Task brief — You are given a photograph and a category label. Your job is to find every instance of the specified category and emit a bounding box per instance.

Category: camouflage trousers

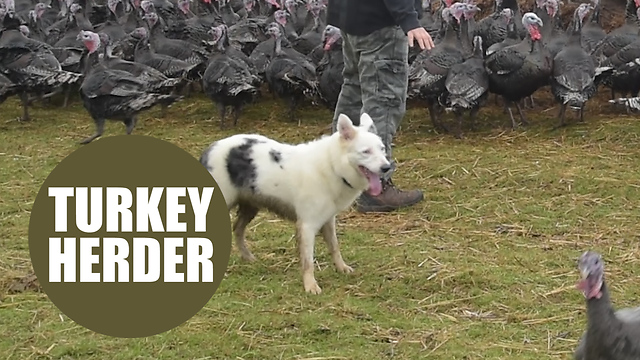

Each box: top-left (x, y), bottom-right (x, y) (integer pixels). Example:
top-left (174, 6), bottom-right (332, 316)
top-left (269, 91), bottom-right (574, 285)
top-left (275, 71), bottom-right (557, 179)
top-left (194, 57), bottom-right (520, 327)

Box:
top-left (331, 25), bottom-right (409, 181)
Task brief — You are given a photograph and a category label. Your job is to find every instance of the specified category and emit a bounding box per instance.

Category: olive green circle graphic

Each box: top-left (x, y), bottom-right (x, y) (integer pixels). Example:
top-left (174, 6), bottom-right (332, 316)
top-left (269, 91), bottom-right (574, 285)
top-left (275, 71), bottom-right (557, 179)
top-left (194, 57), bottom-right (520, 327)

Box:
top-left (28, 135), bottom-right (232, 338)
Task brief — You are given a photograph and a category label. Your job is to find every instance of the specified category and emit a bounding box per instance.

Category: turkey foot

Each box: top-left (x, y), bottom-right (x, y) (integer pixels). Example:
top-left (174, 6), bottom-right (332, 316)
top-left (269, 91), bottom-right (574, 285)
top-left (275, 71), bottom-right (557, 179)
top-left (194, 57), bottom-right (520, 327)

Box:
top-left (80, 118), bottom-right (105, 144)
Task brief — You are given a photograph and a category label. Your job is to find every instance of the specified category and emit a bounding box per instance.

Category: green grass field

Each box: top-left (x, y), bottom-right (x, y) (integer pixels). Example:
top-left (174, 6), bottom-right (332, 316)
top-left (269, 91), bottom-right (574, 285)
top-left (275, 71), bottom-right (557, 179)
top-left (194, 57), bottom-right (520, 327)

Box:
top-left (1, 92), bottom-right (639, 360)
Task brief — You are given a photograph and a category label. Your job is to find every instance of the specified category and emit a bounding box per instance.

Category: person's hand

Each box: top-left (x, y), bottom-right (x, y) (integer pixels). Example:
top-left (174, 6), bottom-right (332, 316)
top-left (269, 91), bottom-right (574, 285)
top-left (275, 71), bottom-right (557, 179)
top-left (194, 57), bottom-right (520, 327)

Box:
top-left (407, 27), bottom-right (435, 51)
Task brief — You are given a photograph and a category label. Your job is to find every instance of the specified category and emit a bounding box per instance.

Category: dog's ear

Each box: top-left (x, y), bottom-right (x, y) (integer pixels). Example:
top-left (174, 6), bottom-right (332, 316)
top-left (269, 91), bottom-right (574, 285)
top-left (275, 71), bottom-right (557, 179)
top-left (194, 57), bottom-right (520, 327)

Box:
top-left (359, 113), bottom-right (376, 133)
top-left (337, 114), bottom-right (356, 141)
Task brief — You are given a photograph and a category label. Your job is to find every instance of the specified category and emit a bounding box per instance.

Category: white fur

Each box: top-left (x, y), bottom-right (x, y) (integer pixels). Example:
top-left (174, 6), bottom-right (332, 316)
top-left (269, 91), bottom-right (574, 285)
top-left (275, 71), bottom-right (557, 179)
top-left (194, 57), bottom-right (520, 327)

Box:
top-left (201, 113), bottom-right (389, 294)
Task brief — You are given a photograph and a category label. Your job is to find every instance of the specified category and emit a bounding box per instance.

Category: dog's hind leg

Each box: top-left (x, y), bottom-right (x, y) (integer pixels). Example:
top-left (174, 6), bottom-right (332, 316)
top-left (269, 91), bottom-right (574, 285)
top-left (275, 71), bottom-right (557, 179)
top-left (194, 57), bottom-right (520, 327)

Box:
top-left (233, 202), bottom-right (260, 262)
top-left (296, 221), bottom-right (323, 295)
top-left (321, 216), bottom-right (354, 274)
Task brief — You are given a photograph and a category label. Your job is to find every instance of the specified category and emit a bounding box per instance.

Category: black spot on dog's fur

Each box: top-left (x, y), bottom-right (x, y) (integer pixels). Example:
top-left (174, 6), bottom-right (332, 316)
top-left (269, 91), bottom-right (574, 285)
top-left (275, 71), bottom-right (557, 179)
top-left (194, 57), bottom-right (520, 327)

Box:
top-left (200, 142), bottom-right (216, 172)
top-left (269, 149), bottom-right (282, 163)
top-left (227, 138), bottom-right (260, 192)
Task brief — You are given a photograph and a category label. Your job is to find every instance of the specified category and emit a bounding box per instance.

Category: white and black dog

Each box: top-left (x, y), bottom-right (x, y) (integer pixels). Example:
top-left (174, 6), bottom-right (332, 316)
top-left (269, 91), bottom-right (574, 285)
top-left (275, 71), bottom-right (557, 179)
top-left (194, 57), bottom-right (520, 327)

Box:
top-left (200, 113), bottom-right (391, 294)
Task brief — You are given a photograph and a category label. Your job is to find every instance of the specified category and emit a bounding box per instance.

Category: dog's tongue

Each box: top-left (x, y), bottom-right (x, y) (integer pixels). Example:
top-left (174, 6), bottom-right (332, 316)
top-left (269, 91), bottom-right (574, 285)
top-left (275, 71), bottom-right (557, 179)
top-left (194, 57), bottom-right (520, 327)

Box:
top-left (365, 170), bottom-right (382, 196)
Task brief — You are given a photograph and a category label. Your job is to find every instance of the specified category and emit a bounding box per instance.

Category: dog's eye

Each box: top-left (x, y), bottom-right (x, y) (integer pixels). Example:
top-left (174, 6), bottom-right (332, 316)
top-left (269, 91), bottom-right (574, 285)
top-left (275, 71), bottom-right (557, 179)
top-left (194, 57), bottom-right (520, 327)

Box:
top-left (362, 149), bottom-right (371, 154)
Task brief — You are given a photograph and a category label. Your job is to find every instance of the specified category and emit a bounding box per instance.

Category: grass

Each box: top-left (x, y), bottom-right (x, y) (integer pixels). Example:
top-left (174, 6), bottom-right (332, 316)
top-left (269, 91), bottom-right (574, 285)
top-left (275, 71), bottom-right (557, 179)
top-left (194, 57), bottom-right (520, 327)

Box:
top-left (1, 89), bottom-right (640, 360)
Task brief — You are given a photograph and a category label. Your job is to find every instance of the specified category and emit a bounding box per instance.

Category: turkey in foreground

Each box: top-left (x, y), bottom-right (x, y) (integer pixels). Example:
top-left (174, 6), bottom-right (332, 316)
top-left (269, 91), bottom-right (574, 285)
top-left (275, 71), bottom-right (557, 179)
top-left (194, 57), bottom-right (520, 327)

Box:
top-left (77, 30), bottom-right (182, 144)
top-left (573, 250), bottom-right (640, 360)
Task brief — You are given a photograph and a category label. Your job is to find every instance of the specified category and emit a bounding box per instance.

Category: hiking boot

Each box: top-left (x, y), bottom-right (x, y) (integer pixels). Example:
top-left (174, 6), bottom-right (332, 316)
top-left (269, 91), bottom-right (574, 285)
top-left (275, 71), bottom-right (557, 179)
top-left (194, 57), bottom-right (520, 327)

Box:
top-left (356, 178), bottom-right (424, 213)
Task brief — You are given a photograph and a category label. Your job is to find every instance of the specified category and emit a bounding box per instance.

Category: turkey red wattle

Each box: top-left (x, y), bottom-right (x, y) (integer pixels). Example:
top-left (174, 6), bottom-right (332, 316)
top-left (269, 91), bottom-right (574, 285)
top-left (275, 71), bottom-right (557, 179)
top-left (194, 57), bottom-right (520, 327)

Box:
top-left (83, 39), bottom-right (99, 54)
top-left (323, 36), bottom-right (337, 51)
top-left (576, 278), bottom-right (603, 299)
top-left (528, 25), bottom-right (541, 41)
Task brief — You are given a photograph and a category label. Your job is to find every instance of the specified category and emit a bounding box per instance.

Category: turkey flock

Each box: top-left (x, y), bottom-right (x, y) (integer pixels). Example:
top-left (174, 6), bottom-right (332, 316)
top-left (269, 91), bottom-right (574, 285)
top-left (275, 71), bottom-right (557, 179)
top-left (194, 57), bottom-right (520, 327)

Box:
top-left (1, 0), bottom-right (640, 141)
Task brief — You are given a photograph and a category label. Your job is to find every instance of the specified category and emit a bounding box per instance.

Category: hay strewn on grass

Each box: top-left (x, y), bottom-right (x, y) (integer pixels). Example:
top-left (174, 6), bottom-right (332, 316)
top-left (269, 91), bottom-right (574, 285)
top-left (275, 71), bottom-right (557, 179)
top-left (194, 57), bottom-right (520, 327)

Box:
top-left (1, 89), bottom-right (639, 360)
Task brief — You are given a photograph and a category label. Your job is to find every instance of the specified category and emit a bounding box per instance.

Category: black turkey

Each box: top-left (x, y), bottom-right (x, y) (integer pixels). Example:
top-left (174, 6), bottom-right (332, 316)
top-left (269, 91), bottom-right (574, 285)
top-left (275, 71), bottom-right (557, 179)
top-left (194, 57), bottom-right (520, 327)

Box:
top-left (77, 30), bottom-right (181, 144)
top-left (98, 32), bottom-right (183, 116)
top-left (315, 24), bottom-right (343, 111)
top-left (201, 23), bottom-right (260, 129)
top-left (441, 35), bottom-right (489, 138)
top-left (0, 8), bottom-right (83, 121)
top-left (484, 12), bottom-right (552, 128)
top-left (205, 24), bottom-right (261, 80)
top-left (595, 28), bottom-right (640, 101)
top-left (0, 72), bottom-right (17, 105)
top-left (580, 0), bottom-right (606, 54)
top-left (572, 250), bottom-right (640, 360)
top-left (248, 22), bottom-right (285, 79)
top-left (609, 96), bottom-right (640, 112)
top-left (142, 11), bottom-right (208, 77)
top-left (408, 3), bottom-right (467, 132)
top-left (264, 22), bottom-right (317, 124)
top-left (590, 0), bottom-right (640, 72)
top-left (550, 3), bottom-right (598, 127)
top-left (472, 0), bottom-right (512, 54)
top-left (291, 0), bottom-right (324, 56)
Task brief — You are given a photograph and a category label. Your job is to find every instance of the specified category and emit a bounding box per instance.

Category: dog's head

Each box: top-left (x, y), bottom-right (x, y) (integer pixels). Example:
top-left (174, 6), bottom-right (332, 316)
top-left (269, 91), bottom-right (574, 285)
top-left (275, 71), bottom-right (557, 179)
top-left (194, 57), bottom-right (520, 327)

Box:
top-left (336, 113), bottom-right (391, 196)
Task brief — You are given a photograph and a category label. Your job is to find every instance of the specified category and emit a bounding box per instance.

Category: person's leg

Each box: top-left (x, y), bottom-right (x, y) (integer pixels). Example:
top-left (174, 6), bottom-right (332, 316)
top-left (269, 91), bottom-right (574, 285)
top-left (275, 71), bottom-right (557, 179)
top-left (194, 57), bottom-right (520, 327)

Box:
top-left (353, 25), bottom-right (423, 212)
top-left (332, 31), bottom-right (363, 132)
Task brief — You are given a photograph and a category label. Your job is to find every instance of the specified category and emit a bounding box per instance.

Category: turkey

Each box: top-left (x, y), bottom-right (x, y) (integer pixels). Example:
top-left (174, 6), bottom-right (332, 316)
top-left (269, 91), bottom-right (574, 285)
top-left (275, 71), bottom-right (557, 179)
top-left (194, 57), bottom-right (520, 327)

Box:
top-left (441, 35), bottom-right (489, 138)
top-left (291, 0), bottom-right (324, 56)
top-left (132, 28), bottom-right (202, 82)
top-left (264, 23), bottom-right (318, 124)
top-left (420, 0), bottom-right (442, 37)
top-left (142, 11), bottom-right (208, 77)
top-left (0, 72), bottom-right (17, 105)
top-left (315, 24), bottom-right (343, 111)
top-left (0, 7), bottom-right (83, 121)
top-left (572, 250), bottom-right (640, 360)
top-left (484, 12), bottom-right (552, 128)
top-left (408, 3), bottom-right (468, 132)
top-left (226, 14), bottom-right (269, 56)
top-left (76, 30), bottom-right (181, 144)
top-left (609, 96), bottom-right (640, 112)
top-left (272, 9), bottom-right (298, 43)
top-left (595, 29), bottom-right (640, 101)
top-left (539, 0), bottom-right (567, 58)
top-left (98, 32), bottom-right (183, 116)
top-left (550, 3), bottom-right (598, 127)
top-left (201, 23), bottom-right (260, 129)
top-left (248, 21), bottom-right (285, 80)
top-left (164, 0), bottom-right (221, 46)
top-left (472, 0), bottom-right (515, 53)
top-left (458, 2), bottom-right (480, 55)
top-left (590, 0), bottom-right (640, 70)
top-left (580, 0), bottom-right (606, 54)
top-left (204, 24), bottom-right (260, 80)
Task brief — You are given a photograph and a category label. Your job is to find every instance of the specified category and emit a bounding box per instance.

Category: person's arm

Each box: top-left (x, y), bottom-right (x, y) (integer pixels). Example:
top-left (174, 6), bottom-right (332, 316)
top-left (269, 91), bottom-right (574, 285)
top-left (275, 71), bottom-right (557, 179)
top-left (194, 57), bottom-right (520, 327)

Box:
top-left (382, 0), bottom-right (421, 35)
top-left (382, 0), bottom-right (435, 50)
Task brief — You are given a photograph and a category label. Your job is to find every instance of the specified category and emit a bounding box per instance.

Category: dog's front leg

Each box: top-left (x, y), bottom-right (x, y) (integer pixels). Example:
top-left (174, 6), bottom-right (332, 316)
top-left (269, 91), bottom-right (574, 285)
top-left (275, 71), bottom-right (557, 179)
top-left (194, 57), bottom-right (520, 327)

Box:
top-left (296, 221), bottom-right (322, 294)
top-left (321, 216), bottom-right (354, 274)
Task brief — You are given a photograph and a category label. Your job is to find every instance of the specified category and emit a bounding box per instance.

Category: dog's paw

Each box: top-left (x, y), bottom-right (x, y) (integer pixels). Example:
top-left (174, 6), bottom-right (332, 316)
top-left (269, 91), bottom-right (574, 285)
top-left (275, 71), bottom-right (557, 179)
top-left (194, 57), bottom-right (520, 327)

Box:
top-left (336, 263), bottom-right (354, 274)
top-left (304, 281), bottom-right (322, 295)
